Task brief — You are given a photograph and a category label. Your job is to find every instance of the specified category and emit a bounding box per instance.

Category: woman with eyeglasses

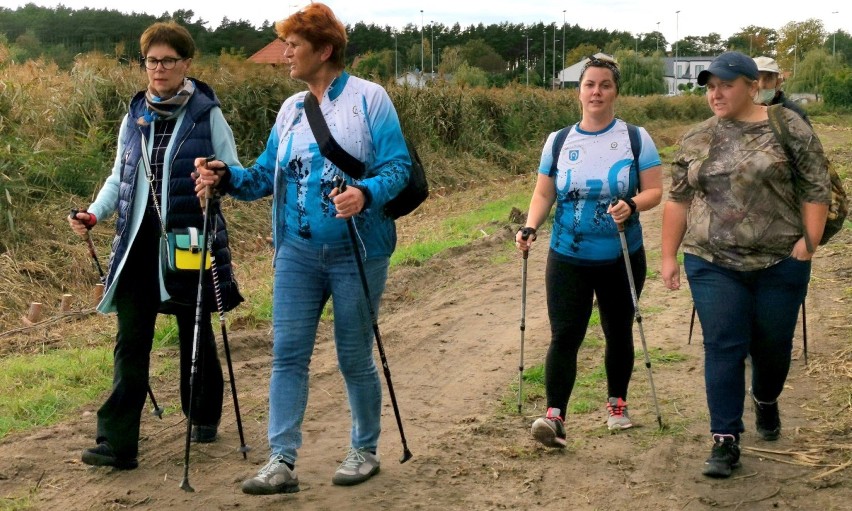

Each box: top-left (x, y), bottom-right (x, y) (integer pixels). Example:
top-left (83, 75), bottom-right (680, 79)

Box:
top-left (516, 55), bottom-right (663, 447)
top-left (67, 21), bottom-right (242, 470)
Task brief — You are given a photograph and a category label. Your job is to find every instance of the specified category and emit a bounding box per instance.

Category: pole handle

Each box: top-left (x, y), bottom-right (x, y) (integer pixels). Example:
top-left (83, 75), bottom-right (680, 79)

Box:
top-left (202, 155), bottom-right (216, 209)
top-left (610, 198), bottom-right (626, 232)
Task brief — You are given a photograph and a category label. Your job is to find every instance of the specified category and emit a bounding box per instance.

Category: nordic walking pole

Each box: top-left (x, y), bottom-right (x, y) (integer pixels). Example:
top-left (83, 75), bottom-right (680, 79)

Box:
top-left (333, 176), bottom-right (413, 464)
top-left (180, 160), bottom-right (216, 492)
top-left (611, 199), bottom-right (663, 429)
top-left (70, 209), bottom-right (164, 420)
top-left (687, 305), bottom-right (696, 345)
top-left (517, 227), bottom-right (536, 414)
top-left (208, 199), bottom-right (250, 459)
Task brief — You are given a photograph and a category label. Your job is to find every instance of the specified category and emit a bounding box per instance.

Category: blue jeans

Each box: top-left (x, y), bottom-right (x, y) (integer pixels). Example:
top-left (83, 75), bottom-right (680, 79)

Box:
top-left (268, 235), bottom-right (386, 465)
top-left (684, 254), bottom-right (811, 437)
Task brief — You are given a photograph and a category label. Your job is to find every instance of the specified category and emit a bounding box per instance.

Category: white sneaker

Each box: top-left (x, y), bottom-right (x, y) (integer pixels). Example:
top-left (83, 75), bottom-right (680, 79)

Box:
top-left (332, 447), bottom-right (380, 486)
top-left (241, 455), bottom-right (300, 495)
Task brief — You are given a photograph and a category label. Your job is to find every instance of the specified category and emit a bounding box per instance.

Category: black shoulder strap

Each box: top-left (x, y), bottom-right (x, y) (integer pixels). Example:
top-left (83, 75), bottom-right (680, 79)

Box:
top-left (626, 123), bottom-right (641, 169)
top-left (766, 104), bottom-right (815, 253)
top-left (549, 126), bottom-right (572, 177)
top-left (626, 123), bottom-right (642, 193)
top-left (302, 92), bottom-right (366, 179)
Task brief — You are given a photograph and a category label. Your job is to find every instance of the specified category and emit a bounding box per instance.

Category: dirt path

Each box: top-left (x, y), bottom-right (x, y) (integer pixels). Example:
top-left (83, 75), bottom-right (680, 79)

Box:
top-left (1, 177), bottom-right (851, 510)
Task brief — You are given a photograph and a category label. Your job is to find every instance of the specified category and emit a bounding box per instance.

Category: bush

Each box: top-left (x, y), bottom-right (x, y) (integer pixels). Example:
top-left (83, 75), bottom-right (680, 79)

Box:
top-left (823, 69), bottom-right (852, 108)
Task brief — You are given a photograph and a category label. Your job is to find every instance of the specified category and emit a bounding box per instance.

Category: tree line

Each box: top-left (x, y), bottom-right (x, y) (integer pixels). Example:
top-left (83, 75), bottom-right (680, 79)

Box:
top-left (1, 3), bottom-right (850, 100)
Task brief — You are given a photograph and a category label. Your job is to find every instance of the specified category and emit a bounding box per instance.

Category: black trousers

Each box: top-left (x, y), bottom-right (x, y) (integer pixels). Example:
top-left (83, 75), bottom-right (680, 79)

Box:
top-left (543, 248), bottom-right (646, 417)
top-left (96, 213), bottom-right (224, 459)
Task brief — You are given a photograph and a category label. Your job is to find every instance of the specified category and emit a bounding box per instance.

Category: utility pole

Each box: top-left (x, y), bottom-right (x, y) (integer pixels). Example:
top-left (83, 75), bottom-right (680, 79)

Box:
top-left (430, 21), bottom-right (434, 73)
top-left (656, 21), bottom-right (660, 52)
top-left (674, 10), bottom-right (680, 95)
top-left (420, 10), bottom-right (424, 76)
top-left (525, 33), bottom-right (529, 86)
top-left (562, 10), bottom-right (566, 89)
top-left (543, 29), bottom-right (546, 89)
top-left (552, 28), bottom-right (557, 89)
top-left (833, 11), bottom-right (840, 57)
top-left (393, 31), bottom-right (397, 80)
top-left (793, 23), bottom-right (798, 77)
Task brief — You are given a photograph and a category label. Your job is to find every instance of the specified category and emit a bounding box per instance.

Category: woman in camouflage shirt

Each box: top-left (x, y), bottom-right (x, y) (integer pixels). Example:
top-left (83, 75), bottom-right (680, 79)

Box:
top-left (660, 51), bottom-right (830, 479)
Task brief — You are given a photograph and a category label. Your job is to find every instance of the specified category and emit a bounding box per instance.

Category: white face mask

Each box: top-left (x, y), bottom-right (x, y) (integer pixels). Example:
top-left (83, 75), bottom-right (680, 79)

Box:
top-left (755, 88), bottom-right (776, 105)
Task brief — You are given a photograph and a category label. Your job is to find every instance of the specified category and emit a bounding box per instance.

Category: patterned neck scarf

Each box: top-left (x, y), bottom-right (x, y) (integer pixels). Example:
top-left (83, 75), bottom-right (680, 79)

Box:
top-left (137, 79), bottom-right (195, 126)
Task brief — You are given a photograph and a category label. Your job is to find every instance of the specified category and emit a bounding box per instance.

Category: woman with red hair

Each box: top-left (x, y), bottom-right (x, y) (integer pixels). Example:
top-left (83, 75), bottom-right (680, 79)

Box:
top-left (195, 2), bottom-right (410, 494)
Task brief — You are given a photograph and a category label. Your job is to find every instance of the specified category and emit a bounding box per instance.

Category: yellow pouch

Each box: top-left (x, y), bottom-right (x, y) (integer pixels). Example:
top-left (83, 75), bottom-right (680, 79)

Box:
top-left (166, 227), bottom-right (211, 272)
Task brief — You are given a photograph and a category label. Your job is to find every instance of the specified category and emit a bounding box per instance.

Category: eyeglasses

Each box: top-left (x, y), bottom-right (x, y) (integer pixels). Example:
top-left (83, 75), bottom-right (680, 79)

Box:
top-left (143, 57), bottom-right (184, 70)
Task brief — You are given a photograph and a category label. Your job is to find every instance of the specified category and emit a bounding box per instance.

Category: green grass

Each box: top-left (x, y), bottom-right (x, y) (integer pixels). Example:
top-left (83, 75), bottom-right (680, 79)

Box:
top-left (0, 348), bottom-right (113, 441)
top-left (568, 363), bottom-right (607, 414)
top-left (0, 495), bottom-right (33, 511)
top-left (647, 348), bottom-right (688, 364)
top-left (153, 315), bottom-right (178, 348)
top-left (391, 191), bottom-right (532, 266)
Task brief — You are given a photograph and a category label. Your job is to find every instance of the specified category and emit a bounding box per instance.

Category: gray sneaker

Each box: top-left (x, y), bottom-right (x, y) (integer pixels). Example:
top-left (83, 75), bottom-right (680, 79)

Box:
top-left (531, 407), bottom-right (567, 448)
top-left (606, 397), bottom-right (633, 430)
top-left (241, 455), bottom-right (300, 495)
top-left (331, 447), bottom-right (380, 486)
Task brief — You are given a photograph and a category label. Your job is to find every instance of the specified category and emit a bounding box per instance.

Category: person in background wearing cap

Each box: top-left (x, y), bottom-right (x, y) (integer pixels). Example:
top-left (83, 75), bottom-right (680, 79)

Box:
top-left (661, 51), bottom-right (830, 478)
top-left (753, 55), bottom-right (810, 125)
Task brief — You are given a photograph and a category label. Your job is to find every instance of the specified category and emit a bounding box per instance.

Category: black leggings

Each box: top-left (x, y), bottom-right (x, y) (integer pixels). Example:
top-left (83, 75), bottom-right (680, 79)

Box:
top-left (544, 248), bottom-right (646, 416)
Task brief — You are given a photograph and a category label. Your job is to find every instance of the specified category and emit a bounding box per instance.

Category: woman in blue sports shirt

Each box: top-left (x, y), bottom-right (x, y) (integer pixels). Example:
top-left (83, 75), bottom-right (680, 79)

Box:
top-left (516, 56), bottom-right (663, 447)
top-left (195, 2), bottom-right (410, 494)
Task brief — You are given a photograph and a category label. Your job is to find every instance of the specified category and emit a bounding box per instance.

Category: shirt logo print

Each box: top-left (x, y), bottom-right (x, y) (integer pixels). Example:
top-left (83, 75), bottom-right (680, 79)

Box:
top-left (569, 150), bottom-right (580, 161)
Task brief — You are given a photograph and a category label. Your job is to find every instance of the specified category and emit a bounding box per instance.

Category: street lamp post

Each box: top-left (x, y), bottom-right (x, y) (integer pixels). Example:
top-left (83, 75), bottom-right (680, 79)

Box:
top-left (543, 29), bottom-right (546, 89)
top-left (393, 31), bottom-right (398, 80)
top-left (420, 10), bottom-right (424, 75)
top-left (635, 33), bottom-right (643, 53)
top-left (794, 23), bottom-right (798, 76)
top-left (832, 11), bottom-right (840, 57)
top-left (674, 10), bottom-right (680, 95)
top-left (656, 21), bottom-right (660, 52)
top-left (430, 21), bottom-right (434, 73)
top-left (552, 29), bottom-right (558, 89)
top-left (525, 33), bottom-right (529, 86)
top-left (562, 10), bottom-right (566, 89)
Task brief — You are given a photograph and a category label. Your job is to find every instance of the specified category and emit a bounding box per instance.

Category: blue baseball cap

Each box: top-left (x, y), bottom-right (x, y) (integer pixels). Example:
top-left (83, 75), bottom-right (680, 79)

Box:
top-left (697, 51), bottom-right (759, 86)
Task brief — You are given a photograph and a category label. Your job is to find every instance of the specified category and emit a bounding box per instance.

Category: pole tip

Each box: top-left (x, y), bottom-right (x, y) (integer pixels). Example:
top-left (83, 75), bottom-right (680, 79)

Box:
top-left (179, 479), bottom-right (195, 492)
top-left (400, 449), bottom-right (413, 464)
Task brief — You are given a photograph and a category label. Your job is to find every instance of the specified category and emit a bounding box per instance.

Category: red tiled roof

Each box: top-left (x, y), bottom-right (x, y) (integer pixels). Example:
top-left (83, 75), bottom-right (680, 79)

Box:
top-left (248, 39), bottom-right (287, 64)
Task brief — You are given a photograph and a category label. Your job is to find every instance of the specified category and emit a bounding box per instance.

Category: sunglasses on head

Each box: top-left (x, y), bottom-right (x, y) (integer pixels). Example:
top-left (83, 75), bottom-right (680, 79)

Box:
top-left (584, 55), bottom-right (619, 71)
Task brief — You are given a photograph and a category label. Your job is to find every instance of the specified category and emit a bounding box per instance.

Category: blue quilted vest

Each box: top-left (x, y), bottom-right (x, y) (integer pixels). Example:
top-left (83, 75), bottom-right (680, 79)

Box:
top-left (106, 79), bottom-right (242, 312)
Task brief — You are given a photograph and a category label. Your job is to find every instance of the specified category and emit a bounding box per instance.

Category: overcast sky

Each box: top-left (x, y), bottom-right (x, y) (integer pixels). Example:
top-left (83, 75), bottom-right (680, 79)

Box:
top-left (2, 0), bottom-right (848, 48)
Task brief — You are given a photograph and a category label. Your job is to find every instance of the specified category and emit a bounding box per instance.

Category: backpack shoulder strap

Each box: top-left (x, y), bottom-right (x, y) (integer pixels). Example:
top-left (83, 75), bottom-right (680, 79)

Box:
top-left (549, 126), bottom-right (572, 177)
top-left (303, 92), bottom-right (366, 179)
top-left (766, 104), bottom-right (815, 253)
top-left (766, 104), bottom-right (794, 161)
top-left (626, 123), bottom-right (642, 193)
top-left (626, 123), bottom-right (641, 169)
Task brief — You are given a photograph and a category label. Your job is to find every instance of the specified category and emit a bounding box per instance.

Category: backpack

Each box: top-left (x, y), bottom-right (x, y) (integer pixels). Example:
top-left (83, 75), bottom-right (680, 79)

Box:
top-left (550, 122), bottom-right (641, 185)
top-left (767, 104), bottom-right (849, 248)
top-left (303, 92), bottom-right (429, 219)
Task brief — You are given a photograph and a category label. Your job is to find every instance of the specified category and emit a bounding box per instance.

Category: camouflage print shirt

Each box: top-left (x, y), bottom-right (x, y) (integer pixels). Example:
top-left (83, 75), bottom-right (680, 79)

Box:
top-left (669, 108), bottom-right (831, 271)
